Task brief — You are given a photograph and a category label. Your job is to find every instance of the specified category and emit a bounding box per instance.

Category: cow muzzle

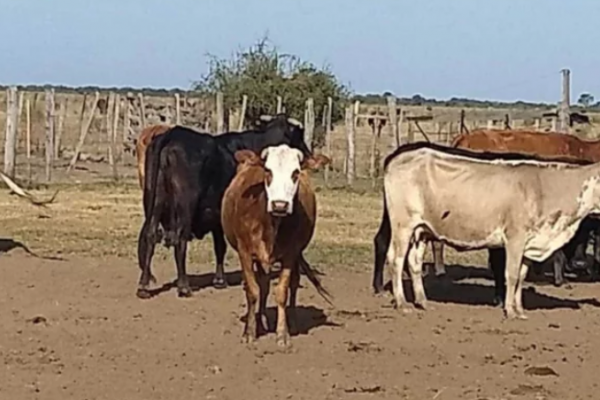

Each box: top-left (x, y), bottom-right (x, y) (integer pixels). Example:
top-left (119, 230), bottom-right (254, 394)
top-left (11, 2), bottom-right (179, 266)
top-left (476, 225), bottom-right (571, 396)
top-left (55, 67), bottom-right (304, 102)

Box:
top-left (270, 200), bottom-right (290, 217)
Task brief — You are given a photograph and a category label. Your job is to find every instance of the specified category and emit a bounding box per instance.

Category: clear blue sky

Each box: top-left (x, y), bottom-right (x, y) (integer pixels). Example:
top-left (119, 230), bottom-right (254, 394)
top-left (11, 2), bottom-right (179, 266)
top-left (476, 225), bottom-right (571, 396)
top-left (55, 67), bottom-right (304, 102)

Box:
top-left (1, 0), bottom-right (598, 103)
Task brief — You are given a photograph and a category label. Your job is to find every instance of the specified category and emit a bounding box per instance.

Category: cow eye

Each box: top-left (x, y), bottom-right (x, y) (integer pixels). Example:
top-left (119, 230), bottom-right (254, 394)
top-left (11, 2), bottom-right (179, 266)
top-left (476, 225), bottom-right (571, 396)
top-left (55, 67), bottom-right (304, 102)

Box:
top-left (292, 169), bottom-right (300, 182)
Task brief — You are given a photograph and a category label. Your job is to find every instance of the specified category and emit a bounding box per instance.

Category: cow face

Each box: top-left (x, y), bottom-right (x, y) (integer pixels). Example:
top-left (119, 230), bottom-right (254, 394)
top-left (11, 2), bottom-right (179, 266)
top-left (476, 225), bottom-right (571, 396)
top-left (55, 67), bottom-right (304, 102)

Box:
top-left (261, 145), bottom-right (304, 216)
top-left (234, 147), bottom-right (331, 217)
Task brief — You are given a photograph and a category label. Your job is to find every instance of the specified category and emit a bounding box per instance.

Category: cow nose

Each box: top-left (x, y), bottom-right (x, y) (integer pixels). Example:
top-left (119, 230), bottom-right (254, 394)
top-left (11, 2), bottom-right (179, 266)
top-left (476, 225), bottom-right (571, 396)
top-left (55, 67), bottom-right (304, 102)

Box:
top-left (271, 200), bottom-right (289, 214)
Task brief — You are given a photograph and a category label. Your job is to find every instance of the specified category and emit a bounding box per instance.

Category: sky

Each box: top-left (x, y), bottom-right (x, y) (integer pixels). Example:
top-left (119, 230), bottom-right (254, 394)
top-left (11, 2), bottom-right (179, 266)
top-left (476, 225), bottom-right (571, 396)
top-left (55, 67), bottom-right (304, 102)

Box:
top-left (0, 0), bottom-right (598, 103)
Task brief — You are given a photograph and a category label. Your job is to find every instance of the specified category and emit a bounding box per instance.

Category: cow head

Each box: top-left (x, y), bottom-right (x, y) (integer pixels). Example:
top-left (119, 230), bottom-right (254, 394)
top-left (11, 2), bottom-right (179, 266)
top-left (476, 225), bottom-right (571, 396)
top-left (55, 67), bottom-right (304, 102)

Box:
top-left (234, 145), bottom-right (330, 217)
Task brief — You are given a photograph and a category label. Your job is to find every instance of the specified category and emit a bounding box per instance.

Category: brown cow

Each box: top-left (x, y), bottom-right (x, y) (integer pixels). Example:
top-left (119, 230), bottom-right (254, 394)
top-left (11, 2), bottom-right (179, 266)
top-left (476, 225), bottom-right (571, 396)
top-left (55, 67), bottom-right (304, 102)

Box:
top-left (221, 144), bottom-right (331, 347)
top-left (135, 124), bottom-right (172, 189)
top-left (451, 128), bottom-right (600, 162)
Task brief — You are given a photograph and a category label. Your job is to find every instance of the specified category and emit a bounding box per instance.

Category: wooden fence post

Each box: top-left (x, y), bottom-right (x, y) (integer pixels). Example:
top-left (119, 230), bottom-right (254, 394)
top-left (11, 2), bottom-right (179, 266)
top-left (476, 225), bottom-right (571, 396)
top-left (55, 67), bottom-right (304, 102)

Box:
top-left (111, 94), bottom-right (120, 180)
top-left (4, 86), bottom-right (18, 178)
top-left (397, 109), bottom-right (404, 145)
top-left (324, 96), bottom-right (333, 184)
top-left (407, 120), bottom-right (414, 143)
top-left (138, 93), bottom-right (146, 128)
top-left (55, 97), bottom-right (68, 160)
top-left (238, 94), bottom-right (248, 130)
top-left (45, 88), bottom-right (55, 182)
top-left (216, 92), bottom-right (224, 134)
top-left (26, 98), bottom-right (31, 184)
top-left (68, 91), bottom-right (100, 172)
top-left (276, 96), bottom-right (283, 114)
top-left (387, 95), bottom-right (399, 147)
top-left (174, 93), bottom-right (181, 125)
top-left (559, 68), bottom-right (570, 133)
top-left (304, 98), bottom-right (315, 152)
top-left (487, 119), bottom-right (494, 130)
top-left (123, 95), bottom-right (132, 146)
top-left (459, 110), bottom-right (466, 134)
top-left (105, 93), bottom-right (115, 166)
top-left (534, 118), bottom-right (541, 131)
top-left (369, 120), bottom-right (381, 186)
top-left (345, 105), bottom-right (355, 186)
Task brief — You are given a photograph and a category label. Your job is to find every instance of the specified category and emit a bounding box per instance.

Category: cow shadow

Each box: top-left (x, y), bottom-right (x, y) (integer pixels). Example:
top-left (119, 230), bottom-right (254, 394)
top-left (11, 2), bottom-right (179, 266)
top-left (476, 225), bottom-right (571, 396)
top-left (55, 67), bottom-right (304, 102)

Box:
top-left (240, 305), bottom-right (340, 338)
top-left (0, 237), bottom-right (64, 261)
top-left (147, 270), bottom-right (243, 297)
top-left (384, 263), bottom-right (600, 311)
top-left (145, 267), bottom-right (329, 298)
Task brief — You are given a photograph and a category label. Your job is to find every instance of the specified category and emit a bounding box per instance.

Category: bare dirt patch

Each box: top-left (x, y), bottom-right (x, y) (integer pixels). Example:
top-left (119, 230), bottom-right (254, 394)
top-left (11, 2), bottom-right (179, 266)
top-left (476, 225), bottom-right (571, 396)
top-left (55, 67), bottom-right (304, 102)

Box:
top-left (1, 180), bottom-right (600, 399)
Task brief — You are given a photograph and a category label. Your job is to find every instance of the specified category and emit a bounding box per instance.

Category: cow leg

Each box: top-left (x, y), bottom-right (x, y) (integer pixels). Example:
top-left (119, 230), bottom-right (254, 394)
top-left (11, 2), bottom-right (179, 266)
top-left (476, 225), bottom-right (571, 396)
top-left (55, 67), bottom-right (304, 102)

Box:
top-left (503, 241), bottom-right (526, 320)
top-left (174, 240), bottom-right (192, 297)
top-left (211, 226), bottom-right (228, 289)
top-left (288, 262), bottom-right (300, 335)
top-left (593, 225), bottom-right (600, 280)
top-left (488, 248), bottom-right (506, 307)
top-left (390, 229), bottom-right (411, 313)
top-left (136, 220), bottom-right (158, 299)
top-left (553, 250), bottom-right (567, 287)
top-left (408, 239), bottom-right (428, 310)
top-left (240, 253), bottom-right (259, 344)
top-left (514, 261), bottom-right (530, 320)
top-left (431, 241), bottom-right (446, 277)
top-left (372, 214), bottom-right (391, 295)
top-left (274, 263), bottom-right (293, 347)
top-left (256, 263), bottom-right (269, 337)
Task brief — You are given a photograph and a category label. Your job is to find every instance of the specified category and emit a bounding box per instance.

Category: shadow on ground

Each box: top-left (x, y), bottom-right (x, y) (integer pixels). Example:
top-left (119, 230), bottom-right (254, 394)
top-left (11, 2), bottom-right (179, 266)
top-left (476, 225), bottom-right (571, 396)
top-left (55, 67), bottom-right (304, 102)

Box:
top-left (383, 263), bottom-right (600, 312)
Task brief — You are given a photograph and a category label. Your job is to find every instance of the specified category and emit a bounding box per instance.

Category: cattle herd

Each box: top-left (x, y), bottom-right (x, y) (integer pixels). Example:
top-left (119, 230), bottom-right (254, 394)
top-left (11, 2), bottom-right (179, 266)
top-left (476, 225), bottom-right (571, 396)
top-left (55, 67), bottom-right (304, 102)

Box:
top-left (9, 114), bottom-right (599, 347)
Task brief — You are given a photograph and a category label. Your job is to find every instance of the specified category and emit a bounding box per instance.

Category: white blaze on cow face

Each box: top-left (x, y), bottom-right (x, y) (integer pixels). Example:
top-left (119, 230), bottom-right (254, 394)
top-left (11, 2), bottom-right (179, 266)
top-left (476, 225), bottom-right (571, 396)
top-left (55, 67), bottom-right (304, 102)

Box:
top-left (261, 145), bottom-right (303, 216)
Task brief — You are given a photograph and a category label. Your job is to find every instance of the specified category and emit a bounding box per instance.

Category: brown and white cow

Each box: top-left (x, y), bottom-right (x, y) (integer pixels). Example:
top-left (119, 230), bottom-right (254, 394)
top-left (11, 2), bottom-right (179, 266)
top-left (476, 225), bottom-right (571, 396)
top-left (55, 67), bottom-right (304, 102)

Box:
top-left (383, 141), bottom-right (600, 320)
top-left (221, 144), bottom-right (331, 346)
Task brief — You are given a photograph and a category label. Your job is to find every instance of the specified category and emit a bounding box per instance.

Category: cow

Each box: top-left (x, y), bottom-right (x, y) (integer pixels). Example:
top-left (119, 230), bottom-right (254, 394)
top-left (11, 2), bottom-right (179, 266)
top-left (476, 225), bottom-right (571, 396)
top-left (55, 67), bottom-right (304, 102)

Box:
top-left (382, 141), bottom-right (600, 319)
top-left (221, 145), bottom-right (331, 346)
top-left (136, 114), bottom-right (312, 298)
top-left (135, 124), bottom-right (172, 190)
top-left (445, 129), bottom-right (600, 284)
top-left (372, 129), bottom-right (600, 295)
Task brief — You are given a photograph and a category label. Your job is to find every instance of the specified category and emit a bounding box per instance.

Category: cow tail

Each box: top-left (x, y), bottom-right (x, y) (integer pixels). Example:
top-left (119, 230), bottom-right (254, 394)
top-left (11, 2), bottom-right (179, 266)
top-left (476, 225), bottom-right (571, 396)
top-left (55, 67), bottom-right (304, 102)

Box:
top-left (372, 190), bottom-right (392, 293)
top-left (298, 254), bottom-right (334, 306)
top-left (142, 131), bottom-right (171, 227)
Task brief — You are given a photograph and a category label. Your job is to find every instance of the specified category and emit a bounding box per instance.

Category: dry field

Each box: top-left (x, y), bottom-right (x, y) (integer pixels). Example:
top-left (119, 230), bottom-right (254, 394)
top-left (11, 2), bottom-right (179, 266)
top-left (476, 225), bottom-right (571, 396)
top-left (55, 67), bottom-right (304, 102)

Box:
top-left (0, 163), bottom-right (600, 400)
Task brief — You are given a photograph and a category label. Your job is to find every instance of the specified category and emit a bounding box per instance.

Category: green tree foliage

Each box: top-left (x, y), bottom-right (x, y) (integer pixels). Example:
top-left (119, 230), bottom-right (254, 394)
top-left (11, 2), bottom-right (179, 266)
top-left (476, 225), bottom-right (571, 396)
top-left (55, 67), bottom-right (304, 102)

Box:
top-left (193, 38), bottom-right (351, 132)
top-left (578, 93), bottom-right (595, 108)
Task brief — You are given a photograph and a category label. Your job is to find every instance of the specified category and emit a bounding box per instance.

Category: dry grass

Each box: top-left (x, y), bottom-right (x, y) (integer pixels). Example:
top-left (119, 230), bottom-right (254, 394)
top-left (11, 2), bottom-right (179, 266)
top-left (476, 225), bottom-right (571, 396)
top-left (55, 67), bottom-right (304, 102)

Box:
top-left (0, 174), bottom-right (487, 278)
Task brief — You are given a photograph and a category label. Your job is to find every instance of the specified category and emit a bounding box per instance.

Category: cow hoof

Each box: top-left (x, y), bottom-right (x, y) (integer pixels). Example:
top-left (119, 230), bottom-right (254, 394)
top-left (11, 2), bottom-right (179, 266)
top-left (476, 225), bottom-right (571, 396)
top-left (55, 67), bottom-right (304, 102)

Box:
top-left (241, 334), bottom-right (256, 345)
top-left (177, 287), bottom-right (193, 298)
top-left (492, 297), bottom-right (504, 308)
top-left (136, 289), bottom-right (152, 299)
top-left (276, 333), bottom-right (290, 348)
top-left (212, 276), bottom-right (228, 289)
top-left (415, 300), bottom-right (428, 311)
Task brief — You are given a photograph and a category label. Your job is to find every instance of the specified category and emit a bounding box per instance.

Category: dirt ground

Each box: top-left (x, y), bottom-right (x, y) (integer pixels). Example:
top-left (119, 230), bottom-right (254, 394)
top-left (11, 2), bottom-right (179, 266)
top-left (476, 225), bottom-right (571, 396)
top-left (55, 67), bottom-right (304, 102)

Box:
top-left (2, 178), bottom-right (600, 400)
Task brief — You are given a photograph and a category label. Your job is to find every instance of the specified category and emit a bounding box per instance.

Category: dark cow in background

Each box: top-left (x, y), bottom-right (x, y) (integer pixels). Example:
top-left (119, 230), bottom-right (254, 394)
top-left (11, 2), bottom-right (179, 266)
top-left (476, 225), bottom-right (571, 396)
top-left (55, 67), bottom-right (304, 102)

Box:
top-left (136, 114), bottom-right (312, 298)
top-left (221, 145), bottom-right (331, 346)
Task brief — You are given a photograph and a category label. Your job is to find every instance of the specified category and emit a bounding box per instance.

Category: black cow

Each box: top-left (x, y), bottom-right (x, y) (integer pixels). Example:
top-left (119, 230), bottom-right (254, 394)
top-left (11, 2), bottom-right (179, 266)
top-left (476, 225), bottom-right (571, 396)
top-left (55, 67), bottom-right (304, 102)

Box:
top-left (137, 114), bottom-right (311, 298)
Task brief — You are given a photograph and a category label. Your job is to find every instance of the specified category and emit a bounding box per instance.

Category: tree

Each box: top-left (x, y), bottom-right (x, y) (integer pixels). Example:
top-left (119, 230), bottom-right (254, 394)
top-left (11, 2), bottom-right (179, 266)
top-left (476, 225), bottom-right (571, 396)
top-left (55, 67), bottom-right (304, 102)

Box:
top-left (578, 93), bottom-right (595, 108)
top-left (193, 37), bottom-right (350, 144)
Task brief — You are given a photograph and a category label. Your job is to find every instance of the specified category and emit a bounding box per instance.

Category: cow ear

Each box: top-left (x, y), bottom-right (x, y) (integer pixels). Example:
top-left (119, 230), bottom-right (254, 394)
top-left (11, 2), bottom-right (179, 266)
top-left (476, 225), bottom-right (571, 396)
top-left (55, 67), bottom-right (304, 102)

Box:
top-left (301, 154), bottom-right (331, 171)
top-left (234, 150), bottom-right (260, 165)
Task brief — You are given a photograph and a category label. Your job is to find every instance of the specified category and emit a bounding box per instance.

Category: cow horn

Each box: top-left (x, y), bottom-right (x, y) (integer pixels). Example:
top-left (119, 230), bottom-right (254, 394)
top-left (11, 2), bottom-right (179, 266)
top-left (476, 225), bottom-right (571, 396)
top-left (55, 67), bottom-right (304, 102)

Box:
top-left (259, 115), bottom-right (273, 122)
top-left (0, 171), bottom-right (59, 207)
top-left (287, 117), bottom-right (303, 128)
